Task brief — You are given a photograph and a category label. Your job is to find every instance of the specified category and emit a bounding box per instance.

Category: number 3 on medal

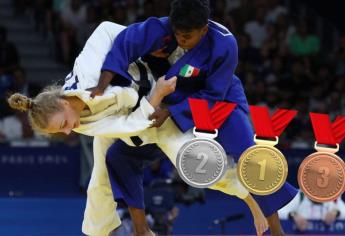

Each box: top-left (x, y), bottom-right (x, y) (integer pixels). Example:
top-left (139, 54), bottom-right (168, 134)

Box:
top-left (317, 166), bottom-right (329, 188)
top-left (257, 159), bottom-right (267, 181)
top-left (195, 153), bottom-right (208, 174)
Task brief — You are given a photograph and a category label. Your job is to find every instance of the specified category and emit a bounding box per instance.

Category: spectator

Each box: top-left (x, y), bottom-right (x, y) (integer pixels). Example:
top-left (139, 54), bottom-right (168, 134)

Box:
top-left (261, 23), bottom-right (280, 60)
top-left (9, 67), bottom-right (41, 97)
top-left (32, 0), bottom-right (53, 38)
top-left (279, 190), bottom-right (345, 232)
top-left (278, 59), bottom-right (311, 98)
top-left (288, 20), bottom-right (320, 56)
top-left (275, 13), bottom-right (295, 52)
top-left (0, 110), bottom-right (34, 141)
top-left (212, 3), bottom-right (238, 35)
top-left (59, 0), bottom-right (87, 65)
top-left (262, 56), bottom-right (287, 87)
top-left (229, 0), bottom-right (255, 31)
top-left (334, 34), bottom-right (345, 76)
top-left (290, 129), bottom-right (313, 149)
top-left (237, 32), bottom-right (262, 67)
top-left (136, 0), bottom-right (156, 22)
top-left (77, 5), bottom-right (99, 46)
top-left (0, 26), bottom-right (20, 118)
top-left (126, 0), bottom-right (140, 23)
top-left (265, 0), bottom-right (288, 24)
top-left (244, 7), bottom-right (268, 48)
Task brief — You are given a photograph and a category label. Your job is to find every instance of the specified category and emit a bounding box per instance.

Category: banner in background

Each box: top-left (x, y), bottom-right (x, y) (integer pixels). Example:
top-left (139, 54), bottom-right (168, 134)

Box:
top-left (0, 146), bottom-right (80, 196)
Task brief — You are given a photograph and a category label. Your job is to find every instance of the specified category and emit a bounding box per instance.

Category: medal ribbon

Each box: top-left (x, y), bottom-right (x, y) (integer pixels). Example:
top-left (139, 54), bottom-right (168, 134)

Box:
top-left (310, 113), bottom-right (345, 145)
top-left (188, 98), bottom-right (237, 132)
top-left (250, 106), bottom-right (298, 139)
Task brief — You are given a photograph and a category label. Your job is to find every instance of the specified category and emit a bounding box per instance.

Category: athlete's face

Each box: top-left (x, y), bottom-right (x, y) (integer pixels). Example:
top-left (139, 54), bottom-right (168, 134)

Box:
top-left (173, 25), bottom-right (208, 50)
top-left (44, 99), bottom-right (80, 135)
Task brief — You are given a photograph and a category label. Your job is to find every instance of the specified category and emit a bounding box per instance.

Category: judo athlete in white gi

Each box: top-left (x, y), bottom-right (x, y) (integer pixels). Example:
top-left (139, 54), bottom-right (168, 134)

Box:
top-left (8, 21), bottom-right (268, 235)
top-left (8, 21), bottom-right (175, 236)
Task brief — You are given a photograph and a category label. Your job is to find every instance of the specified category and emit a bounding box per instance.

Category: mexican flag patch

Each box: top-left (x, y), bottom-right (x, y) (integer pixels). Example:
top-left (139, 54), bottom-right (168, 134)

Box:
top-left (179, 64), bottom-right (200, 78)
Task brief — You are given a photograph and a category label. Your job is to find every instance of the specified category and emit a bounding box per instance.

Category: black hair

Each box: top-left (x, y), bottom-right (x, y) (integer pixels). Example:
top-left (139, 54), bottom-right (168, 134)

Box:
top-left (169, 0), bottom-right (210, 31)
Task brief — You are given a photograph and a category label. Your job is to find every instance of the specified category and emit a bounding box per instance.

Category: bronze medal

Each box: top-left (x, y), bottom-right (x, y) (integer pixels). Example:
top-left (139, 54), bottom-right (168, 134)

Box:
top-left (298, 143), bottom-right (345, 203)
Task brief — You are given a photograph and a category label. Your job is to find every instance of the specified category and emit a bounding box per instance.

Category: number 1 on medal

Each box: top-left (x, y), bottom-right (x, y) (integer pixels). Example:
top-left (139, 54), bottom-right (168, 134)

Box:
top-left (258, 159), bottom-right (267, 181)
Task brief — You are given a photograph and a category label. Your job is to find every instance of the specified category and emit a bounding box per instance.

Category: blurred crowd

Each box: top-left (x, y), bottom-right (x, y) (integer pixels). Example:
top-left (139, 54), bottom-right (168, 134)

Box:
top-left (1, 0), bottom-right (343, 148)
top-left (0, 0), bottom-right (343, 144)
top-left (0, 25), bottom-right (42, 142)
top-left (279, 190), bottom-right (345, 232)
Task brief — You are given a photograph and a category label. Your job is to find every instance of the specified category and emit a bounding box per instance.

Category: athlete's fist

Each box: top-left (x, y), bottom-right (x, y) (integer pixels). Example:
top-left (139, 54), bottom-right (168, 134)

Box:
top-left (154, 76), bottom-right (177, 98)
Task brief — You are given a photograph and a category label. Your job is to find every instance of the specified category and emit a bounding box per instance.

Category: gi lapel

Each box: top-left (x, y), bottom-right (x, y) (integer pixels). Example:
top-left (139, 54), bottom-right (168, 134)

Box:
top-left (165, 35), bottom-right (208, 79)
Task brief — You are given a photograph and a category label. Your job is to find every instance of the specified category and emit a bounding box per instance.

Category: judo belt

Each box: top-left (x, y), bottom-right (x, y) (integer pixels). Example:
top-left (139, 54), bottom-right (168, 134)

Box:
top-left (130, 60), bottom-right (151, 146)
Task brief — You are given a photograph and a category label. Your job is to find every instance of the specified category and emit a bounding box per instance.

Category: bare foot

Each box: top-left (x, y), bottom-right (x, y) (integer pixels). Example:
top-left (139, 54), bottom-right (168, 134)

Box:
top-left (135, 229), bottom-right (156, 236)
top-left (253, 211), bottom-right (269, 236)
top-left (142, 229), bottom-right (156, 236)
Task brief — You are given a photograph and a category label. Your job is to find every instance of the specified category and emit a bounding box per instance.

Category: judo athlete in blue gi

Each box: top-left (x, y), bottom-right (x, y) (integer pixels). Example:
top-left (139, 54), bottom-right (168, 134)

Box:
top-left (91, 0), bottom-right (298, 235)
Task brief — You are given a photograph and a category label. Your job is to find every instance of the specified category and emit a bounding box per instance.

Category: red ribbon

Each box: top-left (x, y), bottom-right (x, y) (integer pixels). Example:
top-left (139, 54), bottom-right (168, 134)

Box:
top-left (310, 113), bottom-right (345, 145)
top-left (250, 106), bottom-right (298, 139)
top-left (188, 98), bottom-right (237, 132)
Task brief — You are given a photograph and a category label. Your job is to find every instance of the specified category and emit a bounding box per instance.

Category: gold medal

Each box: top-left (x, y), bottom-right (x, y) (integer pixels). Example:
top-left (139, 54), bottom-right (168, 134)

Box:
top-left (237, 136), bottom-right (288, 195)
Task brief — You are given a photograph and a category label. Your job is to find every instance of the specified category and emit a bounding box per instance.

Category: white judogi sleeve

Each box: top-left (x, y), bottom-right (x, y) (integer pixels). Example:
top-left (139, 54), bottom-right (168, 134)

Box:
top-left (61, 21), bottom-right (155, 236)
top-left (62, 21), bottom-right (155, 138)
top-left (67, 87), bottom-right (154, 138)
top-left (72, 21), bottom-right (126, 90)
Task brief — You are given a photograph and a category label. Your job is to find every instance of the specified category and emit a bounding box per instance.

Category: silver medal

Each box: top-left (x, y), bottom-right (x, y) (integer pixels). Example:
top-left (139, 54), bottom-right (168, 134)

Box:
top-left (176, 128), bottom-right (228, 188)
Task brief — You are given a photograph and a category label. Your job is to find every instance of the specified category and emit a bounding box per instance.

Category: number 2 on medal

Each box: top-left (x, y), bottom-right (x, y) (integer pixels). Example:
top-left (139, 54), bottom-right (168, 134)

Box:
top-left (317, 166), bottom-right (329, 188)
top-left (195, 153), bottom-right (208, 174)
top-left (257, 159), bottom-right (267, 181)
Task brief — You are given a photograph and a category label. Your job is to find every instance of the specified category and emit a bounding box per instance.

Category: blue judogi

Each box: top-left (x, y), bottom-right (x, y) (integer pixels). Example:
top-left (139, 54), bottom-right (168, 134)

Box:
top-left (103, 17), bottom-right (297, 216)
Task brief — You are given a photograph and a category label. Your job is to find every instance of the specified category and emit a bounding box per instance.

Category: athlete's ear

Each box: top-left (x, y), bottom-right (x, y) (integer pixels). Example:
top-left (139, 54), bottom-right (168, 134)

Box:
top-left (201, 25), bottom-right (208, 35)
top-left (59, 99), bottom-right (70, 109)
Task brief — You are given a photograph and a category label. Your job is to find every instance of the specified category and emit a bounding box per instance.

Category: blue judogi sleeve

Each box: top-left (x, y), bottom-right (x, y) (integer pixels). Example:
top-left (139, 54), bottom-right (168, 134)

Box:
top-left (168, 34), bottom-right (239, 132)
top-left (101, 17), bottom-right (170, 81)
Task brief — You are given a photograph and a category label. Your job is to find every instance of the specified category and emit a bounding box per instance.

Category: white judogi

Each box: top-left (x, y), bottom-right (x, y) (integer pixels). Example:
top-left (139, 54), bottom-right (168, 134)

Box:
top-left (64, 21), bottom-right (248, 236)
top-left (62, 22), bottom-right (156, 236)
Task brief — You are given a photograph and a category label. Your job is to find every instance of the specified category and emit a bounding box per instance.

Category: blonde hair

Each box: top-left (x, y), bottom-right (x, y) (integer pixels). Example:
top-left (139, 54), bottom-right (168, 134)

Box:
top-left (7, 86), bottom-right (64, 133)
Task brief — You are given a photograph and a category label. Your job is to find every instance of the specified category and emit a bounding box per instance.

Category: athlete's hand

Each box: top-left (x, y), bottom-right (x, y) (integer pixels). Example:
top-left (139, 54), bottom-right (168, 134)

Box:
top-left (154, 76), bottom-right (177, 98)
top-left (149, 107), bottom-right (170, 128)
top-left (88, 86), bottom-right (105, 98)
